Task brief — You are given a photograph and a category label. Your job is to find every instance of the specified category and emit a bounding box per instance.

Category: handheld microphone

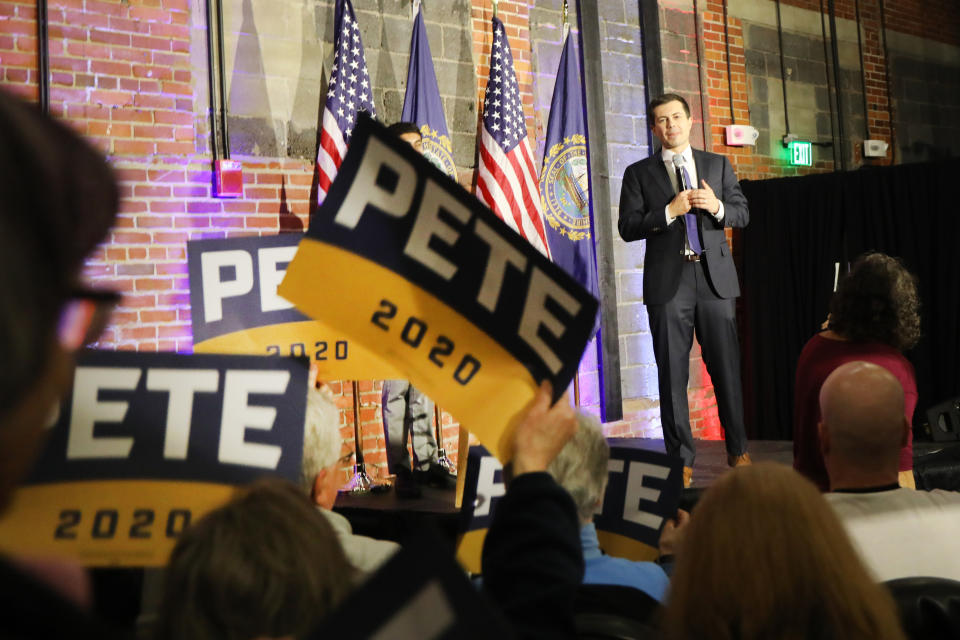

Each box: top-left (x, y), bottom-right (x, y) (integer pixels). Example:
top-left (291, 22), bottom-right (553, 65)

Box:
top-left (672, 154), bottom-right (690, 190)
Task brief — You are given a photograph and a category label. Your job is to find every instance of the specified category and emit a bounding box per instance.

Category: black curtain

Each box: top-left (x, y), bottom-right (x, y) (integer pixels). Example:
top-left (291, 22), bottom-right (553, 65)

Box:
top-left (739, 159), bottom-right (960, 441)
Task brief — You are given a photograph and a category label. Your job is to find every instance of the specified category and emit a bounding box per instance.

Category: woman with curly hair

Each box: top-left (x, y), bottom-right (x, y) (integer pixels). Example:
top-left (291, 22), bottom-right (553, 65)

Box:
top-left (662, 463), bottom-right (907, 640)
top-left (793, 252), bottom-right (921, 491)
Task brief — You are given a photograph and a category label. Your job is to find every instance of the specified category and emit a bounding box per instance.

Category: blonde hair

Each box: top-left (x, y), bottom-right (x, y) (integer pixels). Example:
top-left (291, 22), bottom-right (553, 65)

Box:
top-left (664, 463), bottom-right (906, 640)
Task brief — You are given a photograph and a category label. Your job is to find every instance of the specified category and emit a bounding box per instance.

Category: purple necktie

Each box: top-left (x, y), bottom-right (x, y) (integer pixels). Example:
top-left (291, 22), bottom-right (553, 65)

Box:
top-left (675, 163), bottom-right (702, 255)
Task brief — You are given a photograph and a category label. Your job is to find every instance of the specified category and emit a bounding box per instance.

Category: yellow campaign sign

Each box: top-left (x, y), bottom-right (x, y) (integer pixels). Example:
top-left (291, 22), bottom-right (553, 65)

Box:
top-left (280, 115), bottom-right (598, 461)
top-left (0, 481), bottom-right (236, 567)
top-left (282, 241), bottom-right (535, 460)
top-left (0, 350), bottom-right (310, 566)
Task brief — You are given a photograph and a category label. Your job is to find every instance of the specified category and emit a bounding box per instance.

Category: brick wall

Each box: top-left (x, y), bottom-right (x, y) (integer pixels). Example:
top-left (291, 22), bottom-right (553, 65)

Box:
top-left (4, 0), bottom-right (956, 469)
top-left (781, 0), bottom-right (959, 45)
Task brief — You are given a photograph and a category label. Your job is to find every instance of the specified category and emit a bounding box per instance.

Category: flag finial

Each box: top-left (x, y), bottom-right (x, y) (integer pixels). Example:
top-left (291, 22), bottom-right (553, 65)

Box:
top-left (492, 0), bottom-right (498, 18)
top-left (562, 0), bottom-right (568, 27)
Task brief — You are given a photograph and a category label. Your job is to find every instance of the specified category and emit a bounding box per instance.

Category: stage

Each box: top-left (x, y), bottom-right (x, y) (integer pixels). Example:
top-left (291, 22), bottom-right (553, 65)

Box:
top-left (333, 438), bottom-right (960, 545)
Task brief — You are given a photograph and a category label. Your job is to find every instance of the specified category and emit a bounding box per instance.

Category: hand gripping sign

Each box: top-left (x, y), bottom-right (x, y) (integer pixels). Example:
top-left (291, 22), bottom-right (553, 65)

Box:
top-left (279, 115), bottom-right (599, 461)
top-left (0, 350), bottom-right (309, 567)
top-left (187, 233), bottom-right (402, 380)
top-left (457, 443), bottom-right (684, 573)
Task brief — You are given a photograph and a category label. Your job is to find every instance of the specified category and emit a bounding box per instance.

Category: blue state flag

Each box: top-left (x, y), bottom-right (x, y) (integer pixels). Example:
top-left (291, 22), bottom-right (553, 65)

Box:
top-left (539, 27), bottom-right (600, 331)
top-left (401, 1), bottom-right (457, 178)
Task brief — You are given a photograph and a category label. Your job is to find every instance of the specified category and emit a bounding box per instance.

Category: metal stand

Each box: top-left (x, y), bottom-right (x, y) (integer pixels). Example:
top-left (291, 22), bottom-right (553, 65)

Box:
top-left (341, 380), bottom-right (373, 494)
top-left (434, 404), bottom-right (456, 475)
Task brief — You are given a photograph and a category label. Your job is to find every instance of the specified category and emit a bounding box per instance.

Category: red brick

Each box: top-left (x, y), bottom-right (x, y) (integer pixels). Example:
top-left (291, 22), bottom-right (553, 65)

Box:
top-left (49, 55), bottom-right (87, 72)
top-left (111, 47), bottom-right (152, 63)
top-left (117, 263), bottom-right (156, 276)
top-left (115, 139), bottom-right (155, 155)
top-left (133, 94), bottom-right (176, 109)
top-left (0, 19), bottom-right (32, 35)
top-left (158, 324), bottom-right (192, 338)
top-left (132, 64), bottom-right (173, 80)
top-left (134, 125), bottom-right (173, 139)
top-left (245, 187), bottom-right (278, 199)
top-left (156, 141), bottom-right (194, 155)
top-left (111, 108), bottom-right (154, 123)
top-left (222, 201), bottom-right (258, 215)
top-left (6, 68), bottom-right (29, 82)
top-left (130, 5), bottom-right (172, 22)
top-left (91, 29), bottom-right (131, 46)
top-left (149, 23), bottom-right (189, 39)
top-left (122, 326), bottom-right (158, 340)
top-left (141, 309), bottom-right (178, 323)
top-left (135, 278), bottom-right (173, 291)
top-left (157, 293), bottom-right (190, 307)
top-left (245, 217), bottom-right (279, 230)
top-left (149, 201), bottom-right (186, 213)
top-left (161, 80), bottom-right (191, 95)
top-left (110, 16), bottom-right (151, 34)
top-left (174, 216), bottom-right (211, 229)
top-left (154, 232), bottom-right (189, 244)
top-left (131, 34), bottom-right (171, 51)
top-left (173, 186), bottom-right (209, 198)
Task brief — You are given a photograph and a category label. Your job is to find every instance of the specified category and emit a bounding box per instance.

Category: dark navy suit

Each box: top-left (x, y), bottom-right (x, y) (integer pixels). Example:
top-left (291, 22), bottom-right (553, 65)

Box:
top-left (618, 148), bottom-right (749, 465)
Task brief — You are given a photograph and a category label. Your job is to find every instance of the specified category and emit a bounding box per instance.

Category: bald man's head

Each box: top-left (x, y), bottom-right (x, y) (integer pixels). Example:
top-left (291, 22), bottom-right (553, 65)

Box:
top-left (819, 361), bottom-right (908, 475)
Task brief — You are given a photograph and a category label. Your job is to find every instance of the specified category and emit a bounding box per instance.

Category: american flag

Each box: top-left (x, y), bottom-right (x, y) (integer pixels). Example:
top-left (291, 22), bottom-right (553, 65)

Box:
top-left (316, 0), bottom-right (375, 204)
top-left (476, 16), bottom-right (551, 258)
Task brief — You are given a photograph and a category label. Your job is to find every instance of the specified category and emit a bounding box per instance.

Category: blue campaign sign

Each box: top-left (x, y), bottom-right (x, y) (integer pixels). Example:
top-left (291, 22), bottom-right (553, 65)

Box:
top-left (457, 442), bottom-right (683, 571)
top-left (187, 233), bottom-right (308, 345)
top-left (187, 233), bottom-right (401, 379)
top-left (0, 350), bottom-right (310, 566)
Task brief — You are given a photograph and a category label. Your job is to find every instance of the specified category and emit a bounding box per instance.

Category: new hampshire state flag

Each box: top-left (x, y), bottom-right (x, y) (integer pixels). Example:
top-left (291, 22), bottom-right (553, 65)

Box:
top-left (401, 0), bottom-right (457, 178)
top-left (539, 26), bottom-right (600, 329)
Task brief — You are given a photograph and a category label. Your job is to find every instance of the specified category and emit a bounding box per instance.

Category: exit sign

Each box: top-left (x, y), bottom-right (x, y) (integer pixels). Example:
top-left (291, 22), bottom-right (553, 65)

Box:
top-left (789, 140), bottom-right (813, 166)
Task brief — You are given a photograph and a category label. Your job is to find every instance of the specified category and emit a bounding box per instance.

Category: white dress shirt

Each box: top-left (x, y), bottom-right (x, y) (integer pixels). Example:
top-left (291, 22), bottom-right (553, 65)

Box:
top-left (660, 146), bottom-right (724, 254)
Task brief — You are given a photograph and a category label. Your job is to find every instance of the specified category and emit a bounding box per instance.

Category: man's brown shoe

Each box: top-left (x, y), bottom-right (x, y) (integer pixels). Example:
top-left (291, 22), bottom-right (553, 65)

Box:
top-left (683, 466), bottom-right (693, 488)
top-left (727, 453), bottom-right (752, 467)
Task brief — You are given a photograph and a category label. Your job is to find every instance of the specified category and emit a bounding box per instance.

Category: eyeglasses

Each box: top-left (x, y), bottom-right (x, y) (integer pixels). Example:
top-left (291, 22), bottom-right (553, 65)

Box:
top-left (57, 288), bottom-right (121, 351)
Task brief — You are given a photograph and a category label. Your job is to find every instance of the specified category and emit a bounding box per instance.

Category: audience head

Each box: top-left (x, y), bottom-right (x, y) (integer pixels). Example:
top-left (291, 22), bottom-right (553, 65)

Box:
top-left (155, 477), bottom-right (355, 640)
top-left (0, 90), bottom-right (118, 509)
top-left (547, 412), bottom-right (609, 524)
top-left (828, 252), bottom-right (920, 350)
top-left (819, 361), bottom-right (908, 488)
top-left (300, 386), bottom-right (349, 510)
top-left (664, 463), bottom-right (905, 640)
top-left (387, 121), bottom-right (423, 153)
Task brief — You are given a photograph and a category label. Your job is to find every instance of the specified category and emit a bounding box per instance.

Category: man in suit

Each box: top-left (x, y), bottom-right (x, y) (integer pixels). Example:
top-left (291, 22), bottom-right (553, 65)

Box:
top-left (618, 93), bottom-right (750, 487)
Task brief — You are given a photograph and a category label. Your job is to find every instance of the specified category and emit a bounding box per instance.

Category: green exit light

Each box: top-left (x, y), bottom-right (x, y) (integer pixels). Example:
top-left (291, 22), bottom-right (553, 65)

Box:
top-left (789, 140), bottom-right (813, 166)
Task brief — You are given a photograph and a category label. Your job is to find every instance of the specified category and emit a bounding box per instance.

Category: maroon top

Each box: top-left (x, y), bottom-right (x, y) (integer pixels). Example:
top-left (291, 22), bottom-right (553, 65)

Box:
top-left (793, 333), bottom-right (916, 491)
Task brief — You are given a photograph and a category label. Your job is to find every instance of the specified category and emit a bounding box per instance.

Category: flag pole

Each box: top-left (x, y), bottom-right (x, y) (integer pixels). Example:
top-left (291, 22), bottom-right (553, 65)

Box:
top-left (573, 372), bottom-right (581, 406)
top-left (341, 380), bottom-right (373, 494)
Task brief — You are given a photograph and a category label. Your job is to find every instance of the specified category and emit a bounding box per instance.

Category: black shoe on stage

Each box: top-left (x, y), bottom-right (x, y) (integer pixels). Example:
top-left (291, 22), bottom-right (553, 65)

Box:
top-left (413, 463), bottom-right (457, 490)
top-left (392, 465), bottom-right (422, 500)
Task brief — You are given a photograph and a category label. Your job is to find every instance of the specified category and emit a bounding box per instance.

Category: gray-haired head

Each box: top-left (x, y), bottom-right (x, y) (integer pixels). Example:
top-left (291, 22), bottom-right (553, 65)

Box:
top-left (299, 387), bottom-right (343, 497)
top-left (547, 411), bottom-right (610, 523)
